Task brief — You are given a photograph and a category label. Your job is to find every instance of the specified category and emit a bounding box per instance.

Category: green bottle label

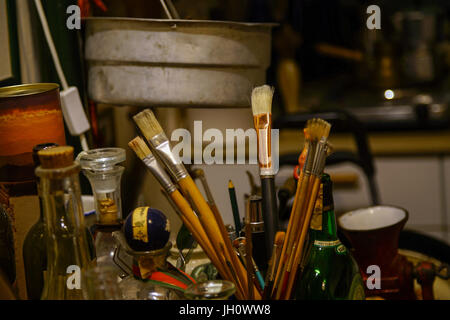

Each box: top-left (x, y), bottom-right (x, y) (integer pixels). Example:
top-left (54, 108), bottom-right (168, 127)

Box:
top-left (313, 239), bottom-right (341, 247)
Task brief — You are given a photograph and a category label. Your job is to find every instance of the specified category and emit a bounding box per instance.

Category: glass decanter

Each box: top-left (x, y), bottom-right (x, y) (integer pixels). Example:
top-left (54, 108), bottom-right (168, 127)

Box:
top-left (77, 148), bottom-right (128, 279)
top-left (35, 146), bottom-right (91, 300)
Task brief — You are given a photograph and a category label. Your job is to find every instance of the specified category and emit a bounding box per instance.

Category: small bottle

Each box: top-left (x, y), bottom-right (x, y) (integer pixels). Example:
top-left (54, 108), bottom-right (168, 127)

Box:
top-left (77, 148), bottom-right (126, 279)
top-left (23, 143), bottom-right (95, 300)
top-left (295, 174), bottom-right (365, 300)
top-left (35, 146), bottom-right (93, 300)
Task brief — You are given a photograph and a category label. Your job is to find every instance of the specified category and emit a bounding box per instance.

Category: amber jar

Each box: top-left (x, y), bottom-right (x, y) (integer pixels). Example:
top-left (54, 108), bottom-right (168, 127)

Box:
top-left (0, 83), bottom-right (66, 187)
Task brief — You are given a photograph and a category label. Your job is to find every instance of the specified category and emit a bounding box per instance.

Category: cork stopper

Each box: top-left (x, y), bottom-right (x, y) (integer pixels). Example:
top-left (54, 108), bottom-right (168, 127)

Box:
top-left (38, 146), bottom-right (74, 169)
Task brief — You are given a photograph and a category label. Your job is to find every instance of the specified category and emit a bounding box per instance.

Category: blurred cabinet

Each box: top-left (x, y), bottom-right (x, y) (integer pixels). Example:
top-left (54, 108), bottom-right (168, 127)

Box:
top-left (327, 156), bottom-right (449, 244)
top-left (444, 157), bottom-right (450, 244)
top-left (375, 157), bottom-right (446, 243)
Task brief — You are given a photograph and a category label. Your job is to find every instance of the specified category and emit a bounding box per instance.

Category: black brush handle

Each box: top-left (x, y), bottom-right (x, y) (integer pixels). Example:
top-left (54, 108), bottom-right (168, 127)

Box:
top-left (261, 177), bottom-right (279, 260)
top-left (252, 231), bottom-right (268, 272)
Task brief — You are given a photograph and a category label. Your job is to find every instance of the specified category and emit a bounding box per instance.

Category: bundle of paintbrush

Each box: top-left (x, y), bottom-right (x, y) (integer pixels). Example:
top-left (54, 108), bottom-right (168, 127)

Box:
top-left (270, 118), bottom-right (332, 300)
top-left (129, 109), bottom-right (261, 300)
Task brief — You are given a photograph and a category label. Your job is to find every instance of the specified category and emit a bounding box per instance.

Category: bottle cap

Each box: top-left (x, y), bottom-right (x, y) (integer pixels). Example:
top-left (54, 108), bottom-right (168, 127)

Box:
top-left (32, 143), bottom-right (59, 167)
top-left (77, 148), bottom-right (125, 171)
top-left (38, 146), bottom-right (74, 169)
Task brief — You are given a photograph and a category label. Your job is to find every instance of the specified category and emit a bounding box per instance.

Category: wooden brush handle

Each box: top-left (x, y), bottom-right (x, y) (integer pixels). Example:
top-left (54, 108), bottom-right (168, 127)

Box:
top-left (179, 176), bottom-right (259, 299)
top-left (285, 177), bottom-right (321, 299)
top-left (169, 190), bottom-right (246, 297)
top-left (210, 202), bottom-right (249, 298)
top-left (273, 173), bottom-right (309, 298)
top-left (173, 181), bottom-right (242, 297)
top-left (261, 177), bottom-right (278, 259)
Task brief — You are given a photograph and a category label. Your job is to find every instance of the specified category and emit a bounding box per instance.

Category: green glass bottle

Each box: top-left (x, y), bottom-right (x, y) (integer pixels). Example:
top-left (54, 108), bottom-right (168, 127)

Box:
top-left (295, 173), bottom-right (365, 300)
top-left (23, 144), bottom-right (95, 300)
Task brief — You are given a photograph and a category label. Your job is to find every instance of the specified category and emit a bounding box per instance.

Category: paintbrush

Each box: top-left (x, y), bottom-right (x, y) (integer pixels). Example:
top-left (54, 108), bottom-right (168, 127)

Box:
top-left (273, 119), bottom-right (330, 299)
top-left (128, 136), bottom-right (246, 298)
top-left (251, 85), bottom-right (278, 260)
top-left (228, 180), bottom-right (242, 237)
top-left (190, 168), bottom-right (244, 294)
top-left (232, 237), bottom-right (265, 292)
top-left (128, 137), bottom-right (238, 292)
top-left (271, 121), bottom-right (315, 298)
top-left (133, 109), bottom-right (259, 299)
top-left (245, 201), bottom-right (255, 299)
top-left (284, 140), bottom-right (331, 299)
top-left (263, 231), bottom-right (285, 299)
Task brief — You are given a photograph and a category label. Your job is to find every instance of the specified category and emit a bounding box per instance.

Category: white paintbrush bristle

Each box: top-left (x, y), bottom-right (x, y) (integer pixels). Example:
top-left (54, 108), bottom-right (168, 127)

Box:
top-left (251, 85), bottom-right (274, 116)
top-left (128, 136), bottom-right (152, 160)
top-left (133, 109), bottom-right (164, 140)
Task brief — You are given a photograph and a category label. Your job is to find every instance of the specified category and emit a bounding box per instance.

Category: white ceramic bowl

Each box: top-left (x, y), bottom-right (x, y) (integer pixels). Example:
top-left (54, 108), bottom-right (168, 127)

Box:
top-left (339, 205), bottom-right (407, 231)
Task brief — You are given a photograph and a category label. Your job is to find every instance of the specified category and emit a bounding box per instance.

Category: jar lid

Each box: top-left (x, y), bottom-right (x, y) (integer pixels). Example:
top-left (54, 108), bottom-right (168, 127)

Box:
top-left (77, 148), bottom-right (126, 170)
top-left (0, 83), bottom-right (59, 98)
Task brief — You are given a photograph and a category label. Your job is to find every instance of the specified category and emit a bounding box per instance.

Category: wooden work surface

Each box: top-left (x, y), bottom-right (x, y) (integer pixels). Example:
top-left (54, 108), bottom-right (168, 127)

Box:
top-left (279, 129), bottom-right (450, 156)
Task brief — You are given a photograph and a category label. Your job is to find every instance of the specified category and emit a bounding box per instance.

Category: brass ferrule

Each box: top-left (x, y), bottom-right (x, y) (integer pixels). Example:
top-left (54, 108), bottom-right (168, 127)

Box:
top-left (312, 138), bottom-right (328, 176)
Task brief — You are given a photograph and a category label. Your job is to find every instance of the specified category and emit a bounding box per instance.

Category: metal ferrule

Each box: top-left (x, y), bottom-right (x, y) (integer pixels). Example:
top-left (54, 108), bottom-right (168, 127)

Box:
top-left (312, 138), bottom-right (328, 176)
top-left (142, 154), bottom-right (177, 194)
top-left (149, 133), bottom-right (188, 181)
top-left (260, 167), bottom-right (274, 177)
top-left (303, 142), bottom-right (314, 176)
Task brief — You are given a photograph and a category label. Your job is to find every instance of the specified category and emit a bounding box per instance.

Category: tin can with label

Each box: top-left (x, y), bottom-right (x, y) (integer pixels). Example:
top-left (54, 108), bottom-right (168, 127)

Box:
top-left (0, 83), bottom-right (66, 185)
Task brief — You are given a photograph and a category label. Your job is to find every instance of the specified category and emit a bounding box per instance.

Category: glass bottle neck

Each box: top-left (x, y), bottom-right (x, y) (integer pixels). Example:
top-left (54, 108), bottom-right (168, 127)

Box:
top-left (312, 174), bottom-right (338, 242)
top-left (314, 207), bottom-right (338, 242)
top-left (36, 163), bottom-right (91, 299)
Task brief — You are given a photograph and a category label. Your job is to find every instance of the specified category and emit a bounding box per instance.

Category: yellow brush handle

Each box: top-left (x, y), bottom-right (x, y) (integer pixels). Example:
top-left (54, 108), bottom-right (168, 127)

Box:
top-left (272, 171), bottom-right (302, 295)
top-left (178, 176), bottom-right (259, 299)
top-left (210, 203), bottom-right (252, 297)
top-left (170, 189), bottom-right (244, 299)
top-left (273, 173), bottom-right (310, 298)
top-left (170, 191), bottom-right (216, 262)
top-left (284, 177), bottom-right (321, 299)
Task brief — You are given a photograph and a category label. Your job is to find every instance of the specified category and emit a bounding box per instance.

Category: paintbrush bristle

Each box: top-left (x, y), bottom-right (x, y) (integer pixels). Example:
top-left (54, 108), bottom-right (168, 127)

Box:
top-left (275, 231), bottom-right (285, 246)
top-left (133, 109), bottom-right (164, 140)
top-left (309, 118), bottom-right (331, 141)
top-left (251, 85), bottom-right (274, 116)
top-left (128, 136), bottom-right (152, 160)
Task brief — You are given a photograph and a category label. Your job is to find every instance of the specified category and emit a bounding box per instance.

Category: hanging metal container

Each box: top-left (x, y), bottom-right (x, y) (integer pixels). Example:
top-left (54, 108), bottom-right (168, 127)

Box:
top-left (84, 18), bottom-right (275, 108)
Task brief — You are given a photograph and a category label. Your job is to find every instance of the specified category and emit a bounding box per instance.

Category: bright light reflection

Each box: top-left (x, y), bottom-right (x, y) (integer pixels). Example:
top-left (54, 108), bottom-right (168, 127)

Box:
top-left (384, 89), bottom-right (394, 100)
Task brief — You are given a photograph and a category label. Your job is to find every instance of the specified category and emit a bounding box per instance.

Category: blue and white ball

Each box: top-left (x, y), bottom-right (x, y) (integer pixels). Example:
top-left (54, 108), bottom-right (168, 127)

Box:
top-left (123, 207), bottom-right (171, 251)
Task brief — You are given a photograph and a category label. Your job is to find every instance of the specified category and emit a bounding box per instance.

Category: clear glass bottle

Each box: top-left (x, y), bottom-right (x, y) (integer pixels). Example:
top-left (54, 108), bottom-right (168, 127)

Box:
top-left (23, 143), bottom-right (95, 300)
top-left (77, 148), bottom-right (127, 279)
top-left (35, 146), bottom-right (92, 300)
top-left (294, 173), bottom-right (365, 300)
